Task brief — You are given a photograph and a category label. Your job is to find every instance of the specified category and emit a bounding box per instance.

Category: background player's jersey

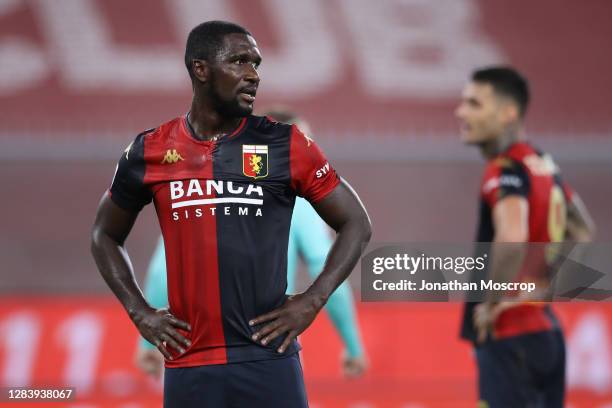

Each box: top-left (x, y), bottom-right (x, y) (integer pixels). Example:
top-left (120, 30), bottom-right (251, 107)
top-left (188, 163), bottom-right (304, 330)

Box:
top-left (109, 115), bottom-right (339, 367)
top-left (461, 142), bottom-right (573, 342)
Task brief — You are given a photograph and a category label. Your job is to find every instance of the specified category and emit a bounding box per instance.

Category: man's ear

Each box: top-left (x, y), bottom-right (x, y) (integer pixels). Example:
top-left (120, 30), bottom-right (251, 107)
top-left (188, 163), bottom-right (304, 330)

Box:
top-left (500, 100), bottom-right (520, 125)
top-left (192, 60), bottom-right (209, 83)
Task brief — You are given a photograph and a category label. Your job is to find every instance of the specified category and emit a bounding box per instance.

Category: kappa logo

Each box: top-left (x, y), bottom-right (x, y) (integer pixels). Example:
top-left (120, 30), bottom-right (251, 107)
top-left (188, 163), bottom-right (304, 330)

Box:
top-left (161, 149), bottom-right (184, 164)
top-left (242, 145), bottom-right (268, 179)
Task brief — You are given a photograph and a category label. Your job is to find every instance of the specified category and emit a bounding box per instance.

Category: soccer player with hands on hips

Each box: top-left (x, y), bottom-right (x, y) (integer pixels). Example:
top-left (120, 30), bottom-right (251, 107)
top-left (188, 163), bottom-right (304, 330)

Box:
top-left (91, 20), bottom-right (371, 408)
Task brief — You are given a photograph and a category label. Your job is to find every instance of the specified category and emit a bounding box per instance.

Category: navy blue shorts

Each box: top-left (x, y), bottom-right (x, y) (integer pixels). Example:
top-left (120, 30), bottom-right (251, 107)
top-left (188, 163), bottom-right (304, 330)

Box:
top-left (475, 330), bottom-right (565, 408)
top-left (163, 353), bottom-right (308, 408)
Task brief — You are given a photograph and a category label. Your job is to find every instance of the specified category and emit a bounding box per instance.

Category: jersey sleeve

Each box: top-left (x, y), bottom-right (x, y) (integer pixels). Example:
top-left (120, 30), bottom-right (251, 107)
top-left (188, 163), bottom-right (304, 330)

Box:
top-left (108, 132), bottom-right (152, 211)
top-left (289, 124), bottom-right (340, 203)
top-left (481, 159), bottom-right (530, 207)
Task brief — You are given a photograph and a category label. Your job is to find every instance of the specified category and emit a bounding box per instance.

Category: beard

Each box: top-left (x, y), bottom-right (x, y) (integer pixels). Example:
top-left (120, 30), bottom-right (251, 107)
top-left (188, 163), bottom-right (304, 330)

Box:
top-left (209, 87), bottom-right (253, 118)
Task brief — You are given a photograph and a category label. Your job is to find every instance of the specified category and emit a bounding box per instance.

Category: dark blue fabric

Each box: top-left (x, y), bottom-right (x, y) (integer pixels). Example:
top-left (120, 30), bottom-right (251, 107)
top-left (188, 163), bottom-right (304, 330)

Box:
top-left (164, 352), bottom-right (308, 408)
top-left (476, 330), bottom-right (565, 408)
top-left (212, 116), bottom-right (300, 361)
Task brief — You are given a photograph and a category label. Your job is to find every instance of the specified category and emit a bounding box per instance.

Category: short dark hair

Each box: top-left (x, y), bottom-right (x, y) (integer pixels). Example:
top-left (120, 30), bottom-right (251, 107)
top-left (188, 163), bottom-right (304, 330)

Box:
top-left (472, 66), bottom-right (530, 117)
top-left (184, 20), bottom-right (252, 80)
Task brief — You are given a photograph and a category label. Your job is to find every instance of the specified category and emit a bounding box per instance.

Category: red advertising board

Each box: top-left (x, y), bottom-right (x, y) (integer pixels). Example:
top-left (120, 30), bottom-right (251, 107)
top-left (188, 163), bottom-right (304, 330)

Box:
top-left (1, 297), bottom-right (611, 407)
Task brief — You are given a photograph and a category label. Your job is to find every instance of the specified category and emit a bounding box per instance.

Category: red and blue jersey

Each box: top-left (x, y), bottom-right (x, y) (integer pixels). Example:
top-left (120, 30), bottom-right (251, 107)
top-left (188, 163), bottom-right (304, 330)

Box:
top-left (109, 114), bottom-right (339, 367)
top-left (462, 142), bottom-right (573, 342)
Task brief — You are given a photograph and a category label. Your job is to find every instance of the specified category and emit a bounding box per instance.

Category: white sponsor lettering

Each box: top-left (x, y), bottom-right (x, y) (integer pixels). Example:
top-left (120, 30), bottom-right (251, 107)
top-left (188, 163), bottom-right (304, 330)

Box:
top-left (169, 179), bottom-right (265, 220)
top-left (499, 174), bottom-right (522, 188)
top-left (186, 179), bottom-right (203, 197)
top-left (206, 180), bottom-right (223, 195)
top-left (170, 181), bottom-right (184, 200)
top-left (246, 184), bottom-right (264, 196)
top-left (171, 197), bottom-right (264, 209)
top-left (227, 181), bottom-right (244, 194)
top-left (171, 206), bottom-right (264, 221)
top-left (483, 175), bottom-right (522, 195)
top-left (315, 162), bottom-right (330, 179)
top-left (169, 180), bottom-right (263, 200)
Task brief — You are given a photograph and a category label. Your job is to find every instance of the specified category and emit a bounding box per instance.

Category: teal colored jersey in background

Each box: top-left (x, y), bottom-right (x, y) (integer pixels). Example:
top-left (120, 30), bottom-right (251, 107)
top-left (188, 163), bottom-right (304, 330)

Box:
top-left (140, 197), bottom-right (364, 358)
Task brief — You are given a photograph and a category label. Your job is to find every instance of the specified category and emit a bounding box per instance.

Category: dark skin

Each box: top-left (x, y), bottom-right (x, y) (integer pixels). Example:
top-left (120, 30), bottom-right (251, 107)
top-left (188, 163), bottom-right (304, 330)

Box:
top-left (189, 33), bottom-right (262, 140)
top-left (91, 32), bottom-right (372, 359)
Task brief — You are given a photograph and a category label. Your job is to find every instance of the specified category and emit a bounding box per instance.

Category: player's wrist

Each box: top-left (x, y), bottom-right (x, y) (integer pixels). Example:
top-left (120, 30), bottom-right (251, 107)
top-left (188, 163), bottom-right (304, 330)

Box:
top-left (126, 302), bottom-right (154, 323)
top-left (302, 289), bottom-right (328, 311)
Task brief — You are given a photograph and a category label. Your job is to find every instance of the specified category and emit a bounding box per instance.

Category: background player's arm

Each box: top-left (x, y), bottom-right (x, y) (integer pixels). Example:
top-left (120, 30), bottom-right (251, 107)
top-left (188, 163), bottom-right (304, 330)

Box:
top-left (91, 195), bottom-right (190, 360)
top-left (492, 196), bottom-right (529, 243)
top-left (474, 195), bottom-right (529, 342)
top-left (139, 237), bottom-right (169, 350)
top-left (293, 199), bottom-right (367, 375)
top-left (251, 179), bottom-right (371, 353)
top-left (565, 193), bottom-right (596, 242)
top-left (135, 237), bottom-right (168, 378)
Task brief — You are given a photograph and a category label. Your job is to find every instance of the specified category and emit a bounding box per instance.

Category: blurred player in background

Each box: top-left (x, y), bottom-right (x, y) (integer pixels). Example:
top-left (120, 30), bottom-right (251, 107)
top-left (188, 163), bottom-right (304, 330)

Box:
top-left (91, 20), bottom-right (371, 408)
top-left (456, 66), bottom-right (595, 407)
top-left (136, 109), bottom-right (367, 380)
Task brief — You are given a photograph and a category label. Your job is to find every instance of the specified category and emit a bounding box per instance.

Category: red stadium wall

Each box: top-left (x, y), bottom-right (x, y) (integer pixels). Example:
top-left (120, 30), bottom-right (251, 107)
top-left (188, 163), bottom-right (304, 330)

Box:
top-left (1, 0), bottom-right (611, 151)
top-left (1, 297), bottom-right (612, 408)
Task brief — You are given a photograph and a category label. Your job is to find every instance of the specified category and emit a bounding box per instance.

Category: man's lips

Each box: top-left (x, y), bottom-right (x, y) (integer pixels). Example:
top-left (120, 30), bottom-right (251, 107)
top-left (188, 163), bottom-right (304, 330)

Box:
top-left (239, 92), bottom-right (256, 103)
top-left (459, 122), bottom-right (471, 133)
top-left (239, 87), bottom-right (257, 103)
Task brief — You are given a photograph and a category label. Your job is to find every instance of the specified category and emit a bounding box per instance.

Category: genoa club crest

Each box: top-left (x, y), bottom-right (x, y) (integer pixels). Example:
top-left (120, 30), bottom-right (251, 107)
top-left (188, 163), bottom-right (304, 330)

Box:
top-left (242, 145), bottom-right (268, 179)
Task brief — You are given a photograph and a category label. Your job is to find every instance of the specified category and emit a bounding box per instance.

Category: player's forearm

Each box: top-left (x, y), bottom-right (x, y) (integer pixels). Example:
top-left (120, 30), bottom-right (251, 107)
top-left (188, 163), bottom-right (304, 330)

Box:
top-left (91, 228), bottom-right (150, 317)
top-left (565, 197), bottom-right (596, 242)
top-left (304, 217), bottom-right (371, 307)
top-left (485, 238), bottom-right (526, 303)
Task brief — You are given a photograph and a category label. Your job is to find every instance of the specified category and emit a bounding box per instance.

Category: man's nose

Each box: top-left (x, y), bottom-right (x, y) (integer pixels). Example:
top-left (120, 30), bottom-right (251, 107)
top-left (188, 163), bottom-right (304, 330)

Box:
top-left (244, 66), bottom-right (259, 83)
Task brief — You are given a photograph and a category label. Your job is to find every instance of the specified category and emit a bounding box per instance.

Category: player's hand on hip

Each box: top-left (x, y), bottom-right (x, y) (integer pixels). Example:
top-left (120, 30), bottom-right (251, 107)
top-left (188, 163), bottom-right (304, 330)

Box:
top-left (135, 348), bottom-right (164, 378)
top-left (131, 307), bottom-right (191, 360)
top-left (474, 302), bottom-right (514, 343)
top-left (474, 303), bottom-right (494, 343)
top-left (249, 293), bottom-right (322, 353)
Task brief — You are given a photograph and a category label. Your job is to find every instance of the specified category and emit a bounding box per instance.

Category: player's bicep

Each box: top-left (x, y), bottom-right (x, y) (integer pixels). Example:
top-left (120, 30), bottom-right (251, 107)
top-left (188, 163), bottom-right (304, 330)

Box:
top-left (92, 192), bottom-right (140, 246)
top-left (311, 179), bottom-right (370, 233)
top-left (492, 196), bottom-right (529, 242)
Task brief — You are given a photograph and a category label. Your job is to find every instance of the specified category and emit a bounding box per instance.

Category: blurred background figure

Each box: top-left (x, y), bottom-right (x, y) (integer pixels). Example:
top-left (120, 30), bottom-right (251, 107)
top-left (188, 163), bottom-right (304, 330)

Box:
top-left (456, 66), bottom-right (596, 407)
top-left (135, 109), bottom-right (367, 380)
top-left (2, 1), bottom-right (612, 407)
